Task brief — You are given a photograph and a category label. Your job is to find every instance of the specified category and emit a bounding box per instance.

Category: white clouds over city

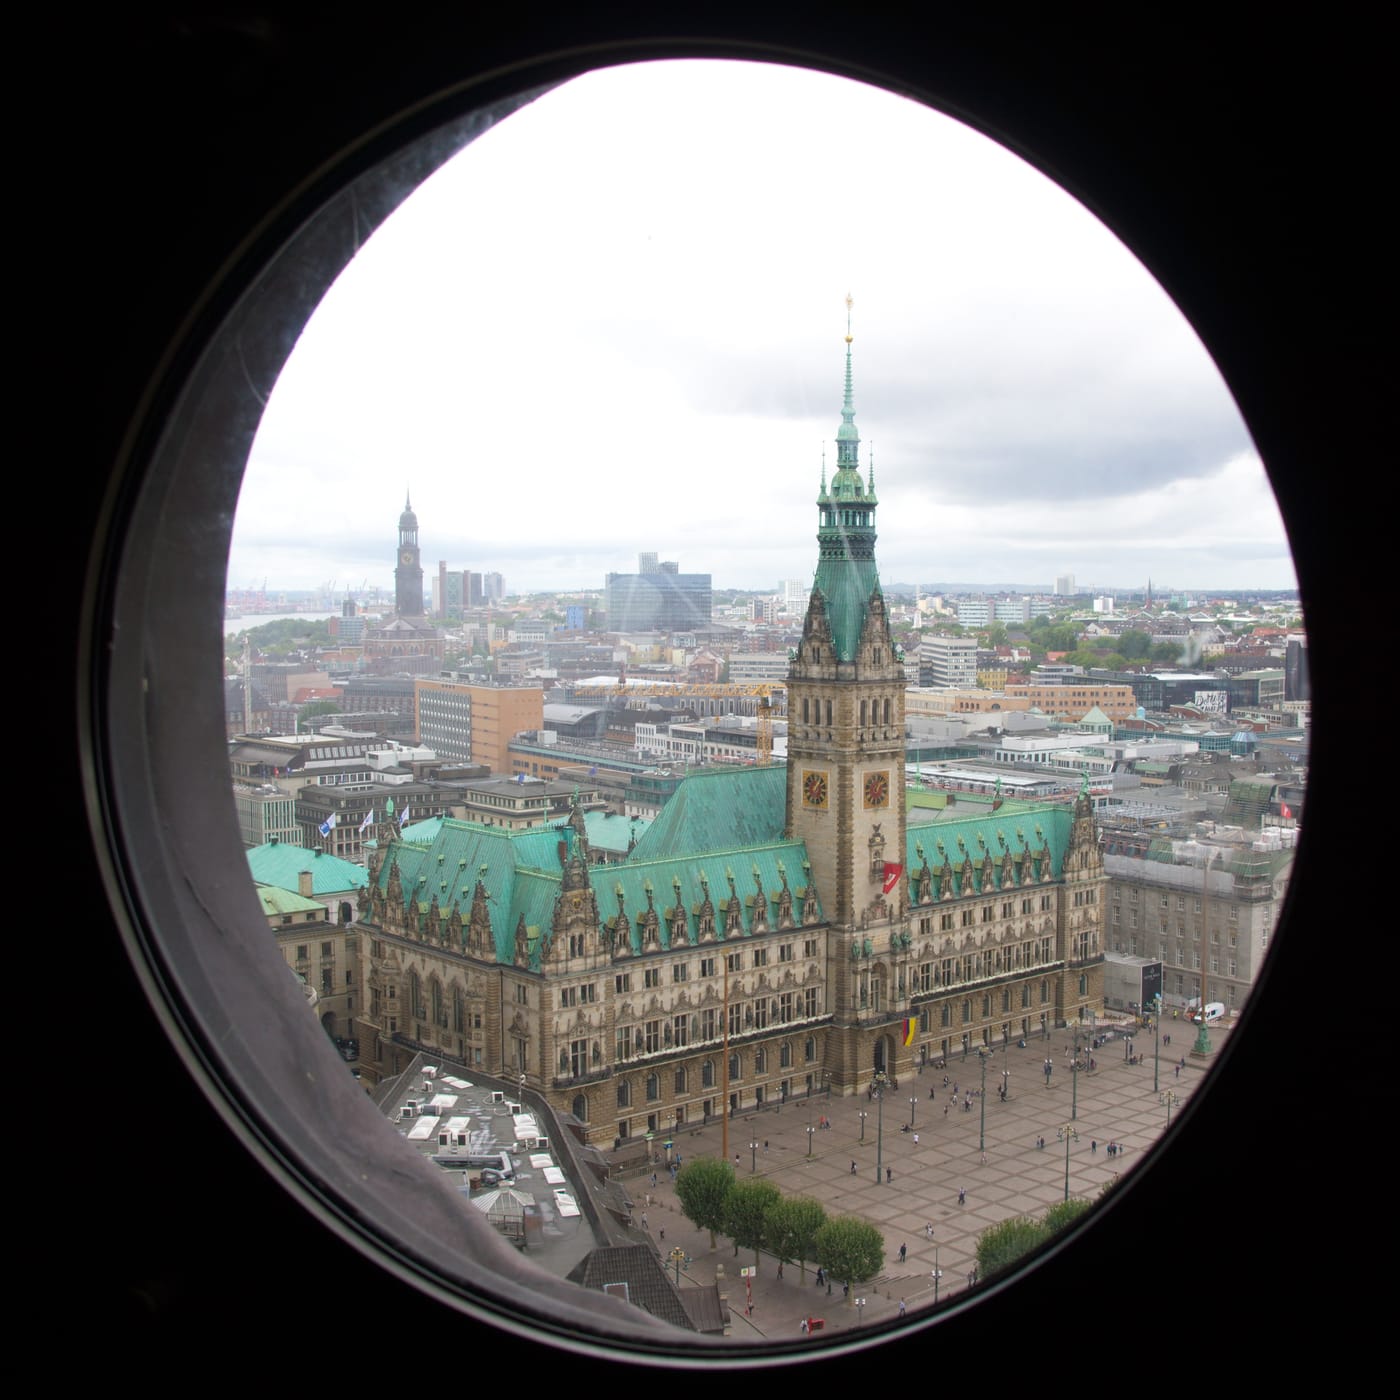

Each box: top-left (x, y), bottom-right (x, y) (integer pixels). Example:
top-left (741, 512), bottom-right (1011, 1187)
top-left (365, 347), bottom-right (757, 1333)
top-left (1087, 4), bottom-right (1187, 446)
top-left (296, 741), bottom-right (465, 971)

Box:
top-left (228, 61), bottom-right (1295, 598)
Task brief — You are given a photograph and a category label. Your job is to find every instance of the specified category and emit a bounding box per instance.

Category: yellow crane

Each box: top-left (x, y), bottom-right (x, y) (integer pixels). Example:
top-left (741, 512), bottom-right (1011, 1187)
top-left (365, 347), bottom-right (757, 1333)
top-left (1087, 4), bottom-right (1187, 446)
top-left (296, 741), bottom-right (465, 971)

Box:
top-left (570, 680), bottom-right (785, 765)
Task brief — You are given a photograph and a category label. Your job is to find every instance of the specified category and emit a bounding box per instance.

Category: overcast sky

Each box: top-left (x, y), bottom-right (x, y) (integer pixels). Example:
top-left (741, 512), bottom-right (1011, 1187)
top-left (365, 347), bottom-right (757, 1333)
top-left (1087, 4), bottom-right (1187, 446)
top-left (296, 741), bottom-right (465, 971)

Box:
top-left (228, 60), bottom-right (1296, 601)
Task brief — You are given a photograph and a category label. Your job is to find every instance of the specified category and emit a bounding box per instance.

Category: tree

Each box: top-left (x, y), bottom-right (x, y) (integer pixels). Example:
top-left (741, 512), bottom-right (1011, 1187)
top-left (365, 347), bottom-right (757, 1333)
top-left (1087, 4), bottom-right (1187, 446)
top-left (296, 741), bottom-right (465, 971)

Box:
top-left (765, 1195), bottom-right (826, 1281)
top-left (1042, 1198), bottom-right (1093, 1235)
top-left (724, 1179), bottom-right (781, 1271)
top-left (297, 699), bottom-right (343, 724)
top-left (1150, 640), bottom-right (1185, 664)
top-left (674, 1157), bottom-right (734, 1250)
top-left (974, 1216), bottom-right (1049, 1279)
top-left (1119, 629), bottom-right (1152, 660)
top-left (813, 1215), bottom-right (884, 1304)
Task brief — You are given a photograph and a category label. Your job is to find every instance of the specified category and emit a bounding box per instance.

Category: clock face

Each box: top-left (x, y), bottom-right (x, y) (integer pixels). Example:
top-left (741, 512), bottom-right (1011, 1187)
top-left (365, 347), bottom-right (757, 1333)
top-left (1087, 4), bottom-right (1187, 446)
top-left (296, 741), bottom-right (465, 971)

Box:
top-left (863, 770), bottom-right (890, 809)
top-left (802, 770), bottom-right (829, 808)
top-left (400, 549), bottom-right (415, 565)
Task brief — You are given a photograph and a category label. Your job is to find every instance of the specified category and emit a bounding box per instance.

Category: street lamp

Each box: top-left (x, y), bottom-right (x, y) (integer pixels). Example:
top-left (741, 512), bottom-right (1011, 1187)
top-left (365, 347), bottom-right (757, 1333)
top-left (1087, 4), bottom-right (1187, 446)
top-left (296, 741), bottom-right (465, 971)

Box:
top-left (1070, 1019), bottom-right (1082, 1121)
top-left (806, 1123), bottom-right (816, 1159)
top-left (977, 1047), bottom-right (988, 1153)
top-left (1060, 1122), bottom-right (1080, 1201)
top-left (1153, 992), bottom-right (1162, 1093)
top-left (909, 1093), bottom-right (918, 1129)
top-left (1160, 1088), bottom-right (1180, 1129)
top-left (932, 1246), bottom-right (941, 1304)
top-left (854, 1296), bottom-right (866, 1323)
top-left (749, 1137), bottom-right (759, 1173)
top-left (871, 1069), bottom-right (890, 1186)
top-left (858, 1109), bottom-right (868, 1142)
top-left (1000, 1068), bottom-right (1011, 1102)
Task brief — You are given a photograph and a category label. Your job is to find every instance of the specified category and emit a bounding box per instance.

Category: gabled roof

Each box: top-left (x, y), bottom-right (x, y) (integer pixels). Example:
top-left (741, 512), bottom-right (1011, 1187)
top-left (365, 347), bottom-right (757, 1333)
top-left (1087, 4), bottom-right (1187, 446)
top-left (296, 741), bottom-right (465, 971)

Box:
top-left (628, 765), bottom-right (786, 860)
top-left (565, 1245), bottom-right (699, 1332)
top-left (253, 882), bottom-right (325, 917)
top-left (246, 840), bottom-right (369, 894)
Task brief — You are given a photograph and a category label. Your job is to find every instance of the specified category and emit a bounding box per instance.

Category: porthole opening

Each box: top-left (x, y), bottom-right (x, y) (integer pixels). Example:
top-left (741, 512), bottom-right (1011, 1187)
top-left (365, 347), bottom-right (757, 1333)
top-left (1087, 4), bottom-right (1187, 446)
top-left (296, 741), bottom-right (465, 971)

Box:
top-left (91, 51), bottom-right (1305, 1365)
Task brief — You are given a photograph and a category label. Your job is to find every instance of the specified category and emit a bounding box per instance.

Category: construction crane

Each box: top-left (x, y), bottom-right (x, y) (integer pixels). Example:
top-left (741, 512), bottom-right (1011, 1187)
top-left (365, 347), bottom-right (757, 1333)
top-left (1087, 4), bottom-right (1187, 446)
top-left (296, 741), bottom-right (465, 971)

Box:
top-left (570, 679), bottom-right (785, 765)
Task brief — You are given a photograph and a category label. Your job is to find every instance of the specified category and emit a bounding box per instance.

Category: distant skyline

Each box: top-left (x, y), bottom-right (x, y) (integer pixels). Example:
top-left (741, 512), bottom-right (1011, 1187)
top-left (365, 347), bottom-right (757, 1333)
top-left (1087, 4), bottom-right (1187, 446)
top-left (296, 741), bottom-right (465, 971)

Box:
top-left (228, 61), bottom-right (1297, 599)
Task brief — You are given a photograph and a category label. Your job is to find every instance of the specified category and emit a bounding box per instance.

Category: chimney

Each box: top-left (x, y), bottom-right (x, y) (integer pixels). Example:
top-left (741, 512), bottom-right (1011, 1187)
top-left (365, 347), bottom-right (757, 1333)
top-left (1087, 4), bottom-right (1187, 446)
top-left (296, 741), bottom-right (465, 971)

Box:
top-left (299, 869), bottom-right (313, 898)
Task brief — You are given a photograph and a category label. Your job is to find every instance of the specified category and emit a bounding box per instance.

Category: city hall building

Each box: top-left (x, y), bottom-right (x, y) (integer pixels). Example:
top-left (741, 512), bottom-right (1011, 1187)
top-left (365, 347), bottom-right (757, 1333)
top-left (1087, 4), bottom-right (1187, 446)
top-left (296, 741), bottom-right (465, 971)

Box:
top-left (351, 318), bottom-right (1107, 1144)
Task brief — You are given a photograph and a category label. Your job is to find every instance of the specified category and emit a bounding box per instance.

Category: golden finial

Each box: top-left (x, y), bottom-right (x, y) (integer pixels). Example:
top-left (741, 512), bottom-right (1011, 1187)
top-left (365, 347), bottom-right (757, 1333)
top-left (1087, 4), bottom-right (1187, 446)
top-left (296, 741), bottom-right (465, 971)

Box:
top-left (845, 292), bottom-right (854, 343)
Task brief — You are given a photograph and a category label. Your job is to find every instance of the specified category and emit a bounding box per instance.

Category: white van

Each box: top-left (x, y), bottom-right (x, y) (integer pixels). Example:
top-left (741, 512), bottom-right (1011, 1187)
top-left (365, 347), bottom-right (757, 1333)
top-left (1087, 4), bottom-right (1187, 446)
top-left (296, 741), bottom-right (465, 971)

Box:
top-left (1191, 1001), bottom-right (1225, 1023)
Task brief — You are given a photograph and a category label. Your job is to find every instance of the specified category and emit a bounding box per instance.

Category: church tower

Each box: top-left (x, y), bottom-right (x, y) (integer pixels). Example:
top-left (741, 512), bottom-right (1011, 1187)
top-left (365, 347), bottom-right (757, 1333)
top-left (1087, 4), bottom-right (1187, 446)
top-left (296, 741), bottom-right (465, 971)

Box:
top-left (394, 492), bottom-right (424, 617)
top-left (786, 299), bottom-right (908, 930)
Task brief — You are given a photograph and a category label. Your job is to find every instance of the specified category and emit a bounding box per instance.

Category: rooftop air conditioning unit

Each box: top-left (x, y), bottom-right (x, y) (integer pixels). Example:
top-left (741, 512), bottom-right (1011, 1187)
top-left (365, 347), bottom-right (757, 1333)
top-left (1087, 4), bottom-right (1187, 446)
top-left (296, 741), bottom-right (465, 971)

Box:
top-left (400, 1105), bottom-right (415, 1120)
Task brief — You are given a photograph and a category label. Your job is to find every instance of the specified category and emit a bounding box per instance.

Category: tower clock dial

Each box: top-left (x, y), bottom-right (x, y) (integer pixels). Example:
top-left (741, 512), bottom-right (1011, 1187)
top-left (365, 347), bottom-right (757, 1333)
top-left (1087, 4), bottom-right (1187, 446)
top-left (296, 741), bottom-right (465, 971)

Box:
top-left (400, 549), bottom-right (415, 564)
top-left (863, 770), bottom-right (890, 809)
top-left (802, 771), bottom-right (829, 808)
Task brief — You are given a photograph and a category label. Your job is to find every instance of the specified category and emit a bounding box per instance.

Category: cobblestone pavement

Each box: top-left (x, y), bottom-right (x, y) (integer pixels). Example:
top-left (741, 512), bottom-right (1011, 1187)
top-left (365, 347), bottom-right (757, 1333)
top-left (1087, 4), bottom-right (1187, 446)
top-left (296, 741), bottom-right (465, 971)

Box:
top-left (632, 1016), bottom-right (1228, 1341)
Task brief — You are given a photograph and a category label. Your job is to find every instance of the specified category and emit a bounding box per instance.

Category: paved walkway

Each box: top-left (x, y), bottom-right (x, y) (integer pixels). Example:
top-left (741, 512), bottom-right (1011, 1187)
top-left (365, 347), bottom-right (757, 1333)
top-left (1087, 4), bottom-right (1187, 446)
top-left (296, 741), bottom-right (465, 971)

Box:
top-left (634, 1016), bottom-right (1225, 1340)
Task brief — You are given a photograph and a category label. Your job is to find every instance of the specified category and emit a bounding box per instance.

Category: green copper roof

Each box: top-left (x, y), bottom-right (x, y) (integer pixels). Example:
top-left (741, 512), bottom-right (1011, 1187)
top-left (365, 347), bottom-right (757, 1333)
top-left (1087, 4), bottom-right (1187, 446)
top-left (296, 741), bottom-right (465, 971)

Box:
top-left (253, 882), bottom-right (327, 917)
top-left (903, 802), bottom-right (1073, 895)
top-left (627, 766), bottom-right (787, 861)
top-left (584, 809), bottom-right (650, 855)
top-left (246, 840), bottom-right (368, 894)
top-left (809, 302), bottom-right (884, 661)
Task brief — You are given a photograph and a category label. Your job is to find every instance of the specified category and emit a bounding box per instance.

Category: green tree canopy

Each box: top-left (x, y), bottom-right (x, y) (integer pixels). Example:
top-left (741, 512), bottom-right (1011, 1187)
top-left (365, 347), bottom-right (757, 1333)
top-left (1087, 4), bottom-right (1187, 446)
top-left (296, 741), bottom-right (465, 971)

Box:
top-left (974, 1216), bottom-right (1050, 1279)
top-left (297, 699), bottom-right (343, 723)
top-left (1042, 1198), bottom-right (1094, 1235)
top-left (1150, 640), bottom-right (1185, 664)
top-left (724, 1179), bottom-right (782, 1270)
top-left (814, 1215), bottom-right (885, 1303)
top-left (674, 1157), bottom-right (734, 1250)
top-left (1118, 629), bottom-right (1152, 660)
top-left (1042, 625), bottom-right (1081, 653)
top-left (764, 1195), bottom-right (827, 1281)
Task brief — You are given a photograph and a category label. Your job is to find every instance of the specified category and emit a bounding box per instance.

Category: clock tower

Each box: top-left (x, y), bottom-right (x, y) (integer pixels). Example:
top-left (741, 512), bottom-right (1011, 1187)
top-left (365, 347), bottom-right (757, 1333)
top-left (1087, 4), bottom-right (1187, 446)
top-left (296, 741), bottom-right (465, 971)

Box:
top-left (394, 492), bottom-right (424, 617)
top-left (787, 299), bottom-right (908, 927)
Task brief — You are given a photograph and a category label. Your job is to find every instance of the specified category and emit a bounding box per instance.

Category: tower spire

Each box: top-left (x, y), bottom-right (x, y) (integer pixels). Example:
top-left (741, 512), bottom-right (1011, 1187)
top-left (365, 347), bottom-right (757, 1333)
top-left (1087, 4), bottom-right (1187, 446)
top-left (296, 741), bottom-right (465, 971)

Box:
top-left (836, 292), bottom-right (859, 472)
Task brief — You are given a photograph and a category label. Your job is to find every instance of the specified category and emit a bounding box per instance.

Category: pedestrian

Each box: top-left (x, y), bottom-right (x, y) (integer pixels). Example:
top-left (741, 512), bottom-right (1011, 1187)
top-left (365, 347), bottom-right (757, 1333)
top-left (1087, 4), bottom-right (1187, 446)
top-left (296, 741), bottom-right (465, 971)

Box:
top-left (659, 1226), bottom-right (665, 1241)
top-left (944, 1105), bottom-right (949, 1117)
top-left (899, 1243), bottom-right (907, 1263)
top-left (641, 1211), bottom-right (649, 1228)
top-left (816, 1266), bottom-right (825, 1287)
top-left (899, 1299), bottom-right (907, 1317)
top-left (957, 1186), bottom-right (966, 1205)
top-left (650, 1172), bottom-right (657, 1189)
top-left (764, 1139), bottom-right (769, 1152)
top-left (886, 1167), bottom-right (892, 1183)
top-left (913, 1132), bottom-right (919, 1146)
top-left (1091, 1140), bottom-right (1096, 1154)
top-left (800, 1318), bottom-right (809, 1334)
top-left (735, 1153), bottom-right (741, 1169)
top-left (777, 1261), bottom-right (784, 1279)
top-left (925, 1221), bottom-right (933, 1239)
top-left (1175, 1064), bottom-right (1181, 1079)
top-left (850, 1160), bottom-right (857, 1174)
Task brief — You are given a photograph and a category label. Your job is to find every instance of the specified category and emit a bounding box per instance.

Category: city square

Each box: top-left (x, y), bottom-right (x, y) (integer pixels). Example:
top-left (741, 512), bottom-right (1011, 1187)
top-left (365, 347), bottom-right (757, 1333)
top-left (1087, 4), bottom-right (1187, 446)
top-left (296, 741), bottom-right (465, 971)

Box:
top-left (637, 1014), bottom-right (1224, 1339)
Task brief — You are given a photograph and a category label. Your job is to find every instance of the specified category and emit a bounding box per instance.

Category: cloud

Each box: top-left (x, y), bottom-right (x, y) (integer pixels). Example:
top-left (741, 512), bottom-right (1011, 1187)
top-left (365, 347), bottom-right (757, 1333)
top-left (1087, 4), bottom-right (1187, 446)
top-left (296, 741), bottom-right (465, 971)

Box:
top-left (227, 60), bottom-right (1294, 596)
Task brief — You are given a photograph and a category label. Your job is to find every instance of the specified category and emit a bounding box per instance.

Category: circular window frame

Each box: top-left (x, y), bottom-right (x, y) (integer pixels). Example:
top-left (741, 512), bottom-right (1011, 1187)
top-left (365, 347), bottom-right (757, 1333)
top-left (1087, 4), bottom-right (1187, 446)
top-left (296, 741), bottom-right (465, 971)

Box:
top-left (76, 21), bottom-right (1331, 1367)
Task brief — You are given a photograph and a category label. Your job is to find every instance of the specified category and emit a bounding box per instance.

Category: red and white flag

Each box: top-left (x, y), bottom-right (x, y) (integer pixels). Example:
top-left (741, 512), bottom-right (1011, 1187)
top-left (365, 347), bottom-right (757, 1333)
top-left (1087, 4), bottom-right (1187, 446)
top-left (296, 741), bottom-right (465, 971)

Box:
top-left (882, 862), bottom-right (904, 895)
top-left (1281, 801), bottom-right (1292, 819)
